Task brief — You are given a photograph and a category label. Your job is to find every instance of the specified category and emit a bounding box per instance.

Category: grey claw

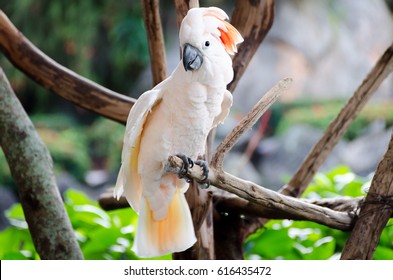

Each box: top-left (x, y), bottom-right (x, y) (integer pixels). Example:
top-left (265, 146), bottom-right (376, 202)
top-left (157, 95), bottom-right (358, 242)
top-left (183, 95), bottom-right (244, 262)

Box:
top-left (195, 160), bottom-right (210, 188)
top-left (176, 154), bottom-right (194, 181)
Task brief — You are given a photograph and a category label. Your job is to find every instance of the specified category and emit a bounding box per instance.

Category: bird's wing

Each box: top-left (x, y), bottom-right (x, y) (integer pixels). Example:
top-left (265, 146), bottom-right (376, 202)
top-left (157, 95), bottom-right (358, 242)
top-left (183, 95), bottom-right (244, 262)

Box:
top-left (114, 89), bottom-right (163, 213)
top-left (212, 90), bottom-right (233, 128)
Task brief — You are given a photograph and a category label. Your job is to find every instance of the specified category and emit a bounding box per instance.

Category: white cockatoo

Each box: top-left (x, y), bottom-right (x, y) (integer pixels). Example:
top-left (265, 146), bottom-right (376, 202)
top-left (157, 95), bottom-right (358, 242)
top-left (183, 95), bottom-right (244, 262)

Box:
top-left (114, 7), bottom-right (243, 258)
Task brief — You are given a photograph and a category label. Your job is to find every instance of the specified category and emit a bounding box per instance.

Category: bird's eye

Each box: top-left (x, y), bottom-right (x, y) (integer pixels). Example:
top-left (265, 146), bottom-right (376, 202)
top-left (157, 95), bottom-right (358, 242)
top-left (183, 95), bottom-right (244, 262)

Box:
top-left (204, 41), bottom-right (210, 47)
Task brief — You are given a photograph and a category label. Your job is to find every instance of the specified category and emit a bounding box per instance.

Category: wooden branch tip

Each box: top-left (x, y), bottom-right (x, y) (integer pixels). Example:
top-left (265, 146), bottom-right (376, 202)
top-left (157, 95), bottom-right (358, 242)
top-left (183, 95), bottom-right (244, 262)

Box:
top-left (211, 77), bottom-right (292, 170)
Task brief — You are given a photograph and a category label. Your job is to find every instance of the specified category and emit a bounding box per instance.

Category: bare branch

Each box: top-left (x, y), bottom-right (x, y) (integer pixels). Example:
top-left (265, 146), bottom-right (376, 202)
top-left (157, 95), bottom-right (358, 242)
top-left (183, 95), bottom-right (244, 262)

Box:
top-left (0, 10), bottom-right (134, 124)
top-left (211, 78), bottom-right (292, 170)
top-left (142, 0), bottom-right (167, 86)
top-left (167, 155), bottom-right (354, 231)
top-left (0, 68), bottom-right (83, 259)
top-left (283, 43), bottom-right (393, 198)
top-left (228, 0), bottom-right (275, 92)
top-left (341, 132), bottom-right (393, 260)
top-left (99, 187), bottom-right (371, 224)
top-left (214, 194), bottom-right (362, 222)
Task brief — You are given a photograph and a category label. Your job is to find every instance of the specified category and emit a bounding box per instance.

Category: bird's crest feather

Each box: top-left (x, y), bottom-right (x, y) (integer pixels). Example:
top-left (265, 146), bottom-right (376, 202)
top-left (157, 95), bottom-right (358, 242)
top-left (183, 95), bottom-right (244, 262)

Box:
top-left (203, 7), bottom-right (244, 55)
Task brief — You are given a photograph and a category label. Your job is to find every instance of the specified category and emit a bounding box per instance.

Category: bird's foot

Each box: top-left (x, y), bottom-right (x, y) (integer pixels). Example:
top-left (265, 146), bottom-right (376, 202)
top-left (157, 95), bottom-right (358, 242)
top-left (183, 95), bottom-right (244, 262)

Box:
top-left (176, 154), bottom-right (194, 183)
top-left (195, 160), bottom-right (210, 189)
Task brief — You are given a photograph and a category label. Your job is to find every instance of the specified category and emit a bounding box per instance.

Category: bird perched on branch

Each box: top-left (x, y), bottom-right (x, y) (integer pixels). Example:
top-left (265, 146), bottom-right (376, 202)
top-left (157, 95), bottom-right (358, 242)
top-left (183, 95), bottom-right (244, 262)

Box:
top-left (114, 7), bottom-right (243, 258)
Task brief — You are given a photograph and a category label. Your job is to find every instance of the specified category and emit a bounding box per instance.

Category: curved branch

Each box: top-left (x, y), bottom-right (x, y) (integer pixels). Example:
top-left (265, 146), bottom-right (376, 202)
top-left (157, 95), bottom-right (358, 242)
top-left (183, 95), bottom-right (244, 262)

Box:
top-left (0, 10), bottom-right (134, 124)
top-left (0, 68), bottom-right (83, 259)
top-left (142, 0), bottom-right (167, 85)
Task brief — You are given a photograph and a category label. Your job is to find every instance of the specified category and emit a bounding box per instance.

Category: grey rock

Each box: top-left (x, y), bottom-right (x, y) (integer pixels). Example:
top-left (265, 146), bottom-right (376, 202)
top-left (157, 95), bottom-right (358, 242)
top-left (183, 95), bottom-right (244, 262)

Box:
top-left (223, 152), bottom-right (264, 186)
top-left (233, 0), bottom-right (393, 113)
top-left (256, 125), bottom-right (343, 189)
top-left (339, 124), bottom-right (392, 175)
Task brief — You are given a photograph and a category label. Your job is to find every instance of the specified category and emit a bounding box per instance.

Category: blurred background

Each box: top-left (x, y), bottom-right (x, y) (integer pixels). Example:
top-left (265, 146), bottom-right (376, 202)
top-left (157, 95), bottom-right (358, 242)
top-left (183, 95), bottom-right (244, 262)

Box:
top-left (0, 0), bottom-right (393, 259)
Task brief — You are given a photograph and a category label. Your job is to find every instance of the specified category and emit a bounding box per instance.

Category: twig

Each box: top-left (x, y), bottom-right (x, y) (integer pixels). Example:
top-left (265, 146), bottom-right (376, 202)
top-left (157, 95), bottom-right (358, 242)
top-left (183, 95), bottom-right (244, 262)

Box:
top-left (142, 0), bottom-right (167, 86)
top-left (211, 78), bottom-right (292, 170)
top-left (0, 68), bottom-right (83, 259)
top-left (0, 10), bottom-right (134, 124)
top-left (167, 155), bottom-right (354, 231)
top-left (341, 132), bottom-right (393, 259)
top-left (283, 43), bottom-right (393, 198)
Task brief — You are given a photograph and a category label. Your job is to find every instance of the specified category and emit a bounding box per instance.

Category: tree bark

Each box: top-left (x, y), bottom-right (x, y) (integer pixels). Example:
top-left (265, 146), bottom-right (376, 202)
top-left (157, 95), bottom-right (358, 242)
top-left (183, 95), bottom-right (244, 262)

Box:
top-left (142, 0), bottom-right (167, 86)
top-left (0, 68), bottom-right (83, 259)
top-left (0, 10), bottom-right (134, 124)
top-left (341, 132), bottom-right (393, 260)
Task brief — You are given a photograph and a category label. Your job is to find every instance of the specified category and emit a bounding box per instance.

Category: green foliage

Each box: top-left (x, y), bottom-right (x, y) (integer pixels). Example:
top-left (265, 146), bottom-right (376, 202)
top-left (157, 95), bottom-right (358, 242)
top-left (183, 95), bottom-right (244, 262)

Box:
top-left (1, 0), bottom-right (149, 114)
top-left (87, 118), bottom-right (124, 172)
top-left (245, 166), bottom-right (393, 260)
top-left (0, 189), bottom-right (171, 260)
top-left (32, 114), bottom-right (91, 181)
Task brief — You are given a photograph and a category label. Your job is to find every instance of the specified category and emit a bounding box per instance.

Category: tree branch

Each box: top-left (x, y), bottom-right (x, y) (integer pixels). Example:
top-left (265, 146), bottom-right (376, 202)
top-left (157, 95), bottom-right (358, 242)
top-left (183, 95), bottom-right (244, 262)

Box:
top-left (213, 194), bottom-right (363, 222)
top-left (228, 0), bottom-right (275, 92)
top-left (0, 68), bottom-right (83, 259)
top-left (0, 10), bottom-right (134, 124)
top-left (99, 187), bottom-right (371, 224)
top-left (211, 78), bottom-right (292, 170)
top-left (283, 43), bottom-right (393, 198)
top-left (142, 0), bottom-right (167, 86)
top-left (341, 132), bottom-right (393, 259)
top-left (166, 155), bottom-right (354, 231)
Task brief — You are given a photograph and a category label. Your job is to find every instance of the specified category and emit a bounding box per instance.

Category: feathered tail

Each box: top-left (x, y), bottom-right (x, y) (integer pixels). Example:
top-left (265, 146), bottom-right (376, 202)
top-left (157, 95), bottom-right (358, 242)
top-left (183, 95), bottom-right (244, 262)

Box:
top-left (132, 186), bottom-right (196, 258)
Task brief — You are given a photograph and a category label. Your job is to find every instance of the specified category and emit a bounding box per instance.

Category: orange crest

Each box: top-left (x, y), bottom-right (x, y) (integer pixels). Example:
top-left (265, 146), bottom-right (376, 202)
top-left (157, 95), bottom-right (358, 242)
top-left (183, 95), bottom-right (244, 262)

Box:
top-left (204, 7), bottom-right (244, 55)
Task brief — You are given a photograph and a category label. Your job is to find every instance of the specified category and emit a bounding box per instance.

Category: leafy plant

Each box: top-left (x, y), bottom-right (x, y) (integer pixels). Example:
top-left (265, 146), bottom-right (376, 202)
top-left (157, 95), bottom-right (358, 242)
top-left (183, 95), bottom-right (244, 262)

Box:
top-left (245, 166), bottom-right (393, 260)
top-left (0, 189), bottom-right (170, 260)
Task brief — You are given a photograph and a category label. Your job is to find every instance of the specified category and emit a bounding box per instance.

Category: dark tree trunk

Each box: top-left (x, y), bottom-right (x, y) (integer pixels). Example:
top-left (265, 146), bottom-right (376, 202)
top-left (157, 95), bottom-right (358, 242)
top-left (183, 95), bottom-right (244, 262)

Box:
top-left (0, 68), bottom-right (83, 260)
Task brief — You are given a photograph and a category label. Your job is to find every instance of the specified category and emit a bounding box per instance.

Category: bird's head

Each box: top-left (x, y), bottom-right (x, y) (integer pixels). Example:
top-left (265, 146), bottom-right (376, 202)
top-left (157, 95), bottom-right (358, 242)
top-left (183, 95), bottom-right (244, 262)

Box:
top-left (179, 7), bottom-right (243, 84)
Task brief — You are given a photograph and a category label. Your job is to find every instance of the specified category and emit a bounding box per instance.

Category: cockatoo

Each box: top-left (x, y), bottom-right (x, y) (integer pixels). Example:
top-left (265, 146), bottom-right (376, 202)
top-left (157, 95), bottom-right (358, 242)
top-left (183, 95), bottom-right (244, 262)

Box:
top-left (114, 7), bottom-right (243, 258)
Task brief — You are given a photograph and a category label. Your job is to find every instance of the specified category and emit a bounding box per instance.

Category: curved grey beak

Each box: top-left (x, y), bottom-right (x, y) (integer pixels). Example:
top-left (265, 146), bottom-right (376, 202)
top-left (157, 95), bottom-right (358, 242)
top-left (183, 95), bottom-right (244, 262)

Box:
top-left (182, 43), bottom-right (203, 71)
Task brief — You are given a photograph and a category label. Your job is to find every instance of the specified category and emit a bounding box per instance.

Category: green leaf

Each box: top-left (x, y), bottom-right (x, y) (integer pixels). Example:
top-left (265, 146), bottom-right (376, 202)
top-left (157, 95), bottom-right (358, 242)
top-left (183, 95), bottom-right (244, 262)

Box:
top-left (64, 189), bottom-right (95, 206)
top-left (302, 236), bottom-right (335, 260)
top-left (246, 227), bottom-right (295, 259)
top-left (374, 246), bottom-right (393, 260)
